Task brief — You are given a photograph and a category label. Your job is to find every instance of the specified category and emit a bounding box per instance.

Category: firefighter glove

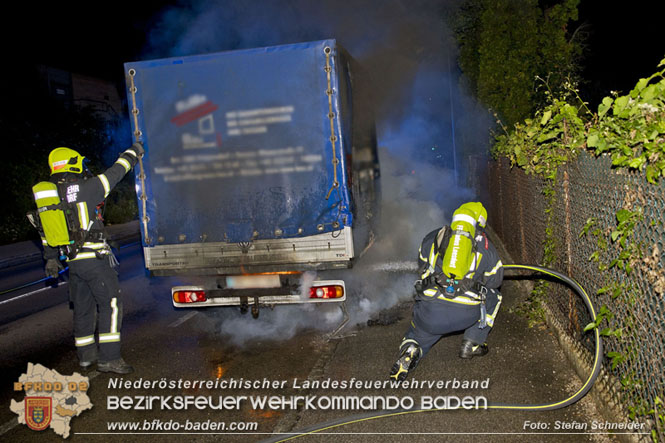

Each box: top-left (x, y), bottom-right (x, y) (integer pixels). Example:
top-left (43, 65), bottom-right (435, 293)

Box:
top-left (130, 141), bottom-right (145, 157)
top-left (45, 258), bottom-right (64, 279)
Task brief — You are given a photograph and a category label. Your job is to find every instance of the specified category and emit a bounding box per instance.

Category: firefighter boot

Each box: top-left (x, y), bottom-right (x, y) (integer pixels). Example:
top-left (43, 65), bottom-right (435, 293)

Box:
top-left (78, 348), bottom-right (97, 369)
top-left (459, 339), bottom-right (489, 359)
top-left (98, 358), bottom-right (134, 374)
top-left (79, 358), bottom-right (96, 369)
top-left (390, 344), bottom-right (421, 382)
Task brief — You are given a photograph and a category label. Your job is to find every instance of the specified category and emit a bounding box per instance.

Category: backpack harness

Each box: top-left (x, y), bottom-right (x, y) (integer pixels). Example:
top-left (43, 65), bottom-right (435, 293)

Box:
top-left (28, 180), bottom-right (105, 260)
top-left (416, 225), bottom-right (489, 328)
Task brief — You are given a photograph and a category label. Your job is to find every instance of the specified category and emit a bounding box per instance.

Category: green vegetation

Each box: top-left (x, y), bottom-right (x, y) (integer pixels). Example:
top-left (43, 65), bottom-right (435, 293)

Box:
top-left (490, 57), bottom-right (665, 441)
top-left (453, 0), bottom-right (582, 128)
top-left (588, 66), bottom-right (665, 183)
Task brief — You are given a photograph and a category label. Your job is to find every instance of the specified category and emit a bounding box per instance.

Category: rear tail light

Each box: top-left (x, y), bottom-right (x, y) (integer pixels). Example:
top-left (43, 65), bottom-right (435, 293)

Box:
top-left (173, 290), bottom-right (207, 303)
top-left (309, 285), bottom-right (344, 299)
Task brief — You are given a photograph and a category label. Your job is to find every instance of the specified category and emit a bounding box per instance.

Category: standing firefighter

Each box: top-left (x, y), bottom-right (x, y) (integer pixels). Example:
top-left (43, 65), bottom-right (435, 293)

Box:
top-left (390, 202), bottom-right (503, 381)
top-left (29, 143), bottom-right (144, 374)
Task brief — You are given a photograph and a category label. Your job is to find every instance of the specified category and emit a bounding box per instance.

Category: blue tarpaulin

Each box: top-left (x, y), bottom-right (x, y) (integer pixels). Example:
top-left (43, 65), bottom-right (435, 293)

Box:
top-left (125, 40), bottom-right (353, 245)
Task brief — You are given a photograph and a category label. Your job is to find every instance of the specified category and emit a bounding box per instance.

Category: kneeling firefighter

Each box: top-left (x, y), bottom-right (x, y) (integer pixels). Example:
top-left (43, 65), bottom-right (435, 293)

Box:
top-left (390, 202), bottom-right (504, 381)
top-left (28, 143), bottom-right (144, 374)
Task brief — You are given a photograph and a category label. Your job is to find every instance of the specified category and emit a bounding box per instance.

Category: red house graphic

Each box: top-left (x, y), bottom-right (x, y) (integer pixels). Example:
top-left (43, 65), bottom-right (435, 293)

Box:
top-left (170, 95), bottom-right (222, 149)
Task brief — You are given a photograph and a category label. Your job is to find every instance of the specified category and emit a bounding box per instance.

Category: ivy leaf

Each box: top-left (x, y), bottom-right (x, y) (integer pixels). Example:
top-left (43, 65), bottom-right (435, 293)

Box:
top-left (517, 153), bottom-right (528, 167)
top-left (612, 285), bottom-right (623, 299)
top-left (634, 78), bottom-right (649, 93)
top-left (607, 351), bottom-right (625, 370)
top-left (596, 285), bottom-right (611, 295)
top-left (598, 96), bottom-right (613, 118)
top-left (537, 130), bottom-right (561, 143)
top-left (541, 110), bottom-right (552, 126)
top-left (646, 164), bottom-right (658, 184)
top-left (642, 84), bottom-right (657, 101)
top-left (612, 155), bottom-right (628, 166)
top-left (583, 322), bottom-right (596, 332)
top-left (595, 137), bottom-right (608, 153)
top-left (613, 96), bottom-right (629, 116)
top-left (587, 132), bottom-right (599, 147)
top-left (616, 209), bottom-right (632, 223)
top-left (580, 217), bottom-right (596, 236)
top-left (628, 157), bottom-right (645, 169)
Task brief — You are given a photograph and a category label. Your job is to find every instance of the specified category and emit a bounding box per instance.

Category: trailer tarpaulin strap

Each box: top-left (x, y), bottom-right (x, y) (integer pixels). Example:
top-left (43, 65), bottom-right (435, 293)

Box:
top-left (127, 68), bottom-right (150, 245)
top-left (324, 45), bottom-right (340, 201)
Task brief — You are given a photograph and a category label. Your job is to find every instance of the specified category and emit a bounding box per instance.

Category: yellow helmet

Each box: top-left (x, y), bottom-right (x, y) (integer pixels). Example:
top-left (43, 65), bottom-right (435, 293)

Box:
top-left (476, 203), bottom-right (487, 229)
top-left (48, 147), bottom-right (85, 175)
top-left (460, 202), bottom-right (487, 229)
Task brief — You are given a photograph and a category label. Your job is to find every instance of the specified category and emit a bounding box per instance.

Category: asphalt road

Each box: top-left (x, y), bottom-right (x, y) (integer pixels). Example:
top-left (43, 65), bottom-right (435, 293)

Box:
top-left (0, 231), bottom-right (630, 442)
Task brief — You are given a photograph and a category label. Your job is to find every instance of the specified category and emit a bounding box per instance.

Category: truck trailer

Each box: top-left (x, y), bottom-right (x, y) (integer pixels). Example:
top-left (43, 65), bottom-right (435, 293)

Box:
top-left (124, 39), bottom-right (379, 316)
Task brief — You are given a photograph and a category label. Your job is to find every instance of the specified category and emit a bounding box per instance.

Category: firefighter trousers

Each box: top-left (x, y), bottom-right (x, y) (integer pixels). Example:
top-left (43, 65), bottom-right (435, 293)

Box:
top-left (401, 288), bottom-right (502, 357)
top-left (68, 257), bottom-right (123, 363)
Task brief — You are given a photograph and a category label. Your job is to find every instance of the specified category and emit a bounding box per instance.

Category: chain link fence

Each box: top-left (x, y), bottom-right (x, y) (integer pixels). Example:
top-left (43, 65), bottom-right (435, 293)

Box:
top-left (474, 152), bottom-right (665, 438)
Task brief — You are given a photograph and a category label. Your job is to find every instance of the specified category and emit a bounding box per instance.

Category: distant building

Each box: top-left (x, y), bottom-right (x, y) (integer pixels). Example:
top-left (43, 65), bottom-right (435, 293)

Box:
top-left (38, 65), bottom-right (73, 105)
top-left (37, 65), bottom-right (123, 120)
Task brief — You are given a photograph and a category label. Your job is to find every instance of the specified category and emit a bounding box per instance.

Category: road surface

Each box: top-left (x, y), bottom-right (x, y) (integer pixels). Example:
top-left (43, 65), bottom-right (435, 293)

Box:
top-left (0, 227), bottom-right (624, 442)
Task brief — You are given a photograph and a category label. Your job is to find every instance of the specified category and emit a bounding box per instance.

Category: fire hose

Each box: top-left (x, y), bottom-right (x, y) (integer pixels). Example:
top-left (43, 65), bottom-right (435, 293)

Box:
top-left (264, 264), bottom-right (603, 442)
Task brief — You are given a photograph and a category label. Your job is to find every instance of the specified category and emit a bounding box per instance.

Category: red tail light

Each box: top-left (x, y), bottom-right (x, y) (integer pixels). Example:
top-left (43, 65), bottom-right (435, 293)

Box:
top-left (309, 285), bottom-right (344, 299)
top-left (173, 290), bottom-right (207, 303)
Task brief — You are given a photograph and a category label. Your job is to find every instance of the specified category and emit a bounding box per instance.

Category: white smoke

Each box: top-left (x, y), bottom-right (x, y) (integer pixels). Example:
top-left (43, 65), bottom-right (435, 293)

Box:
top-left (298, 271), bottom-right (318, 300)
top-left (206, 149), bottom-right (473, 346)
top-left (336, 148), bottom-right (474, 328)
top-left (141, 0), bottom-right (491, 345)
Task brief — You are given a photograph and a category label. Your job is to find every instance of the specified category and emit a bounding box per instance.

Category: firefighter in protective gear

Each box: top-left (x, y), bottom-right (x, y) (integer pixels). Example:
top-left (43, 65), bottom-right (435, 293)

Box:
top-left (37, 143), bottom-right (144, 374)
top-left (390, 202), bottom-right (503, 381)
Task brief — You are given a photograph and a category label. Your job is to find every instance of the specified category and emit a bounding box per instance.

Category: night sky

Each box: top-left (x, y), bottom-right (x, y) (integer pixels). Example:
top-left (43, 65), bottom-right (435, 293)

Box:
top-left (7, 1), bottom-right (664, 115)
top-left (576, 1), bottom-right (664, 105)
top-left (1, 0), bottom-right (662, 244)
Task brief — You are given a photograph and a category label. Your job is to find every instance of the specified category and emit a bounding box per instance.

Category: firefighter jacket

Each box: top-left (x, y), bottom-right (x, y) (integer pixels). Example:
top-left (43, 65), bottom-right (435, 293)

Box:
top-left (416, 226), bottom-right (503, 306)
top-left (42, 148), bottom-right (140, 261)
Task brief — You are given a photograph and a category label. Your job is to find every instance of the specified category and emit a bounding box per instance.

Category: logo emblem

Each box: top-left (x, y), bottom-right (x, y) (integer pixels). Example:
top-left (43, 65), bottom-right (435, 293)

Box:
top-left (25, 397), bottom-right (52, 431)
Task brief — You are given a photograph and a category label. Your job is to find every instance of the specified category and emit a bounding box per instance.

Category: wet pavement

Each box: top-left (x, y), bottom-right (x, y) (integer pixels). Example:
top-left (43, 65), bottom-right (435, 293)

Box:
top-left (0, 224), bottom-right (636, 442)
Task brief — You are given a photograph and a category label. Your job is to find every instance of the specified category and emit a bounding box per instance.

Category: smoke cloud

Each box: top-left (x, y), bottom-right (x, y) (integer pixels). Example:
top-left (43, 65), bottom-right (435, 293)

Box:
top-left (140, 0), bottom-right (493, 345)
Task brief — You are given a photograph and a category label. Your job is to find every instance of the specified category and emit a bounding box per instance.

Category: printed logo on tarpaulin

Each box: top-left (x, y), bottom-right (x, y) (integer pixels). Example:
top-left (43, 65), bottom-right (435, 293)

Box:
top-left (10, 363), bottom-right (93, 439)
top-left (171, 94), bottom-right (223, 149)
top-left (25, 397), bottom-right (52, 431)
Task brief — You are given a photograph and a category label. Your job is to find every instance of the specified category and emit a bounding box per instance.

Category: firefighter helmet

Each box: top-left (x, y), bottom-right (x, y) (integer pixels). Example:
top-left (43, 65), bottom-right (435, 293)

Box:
top-left (476, 203), bottom-right (487, 228)
top-left (460, 202), bottom-right (487, 229)
top-left (48, 147), bottom-right (85, 175)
